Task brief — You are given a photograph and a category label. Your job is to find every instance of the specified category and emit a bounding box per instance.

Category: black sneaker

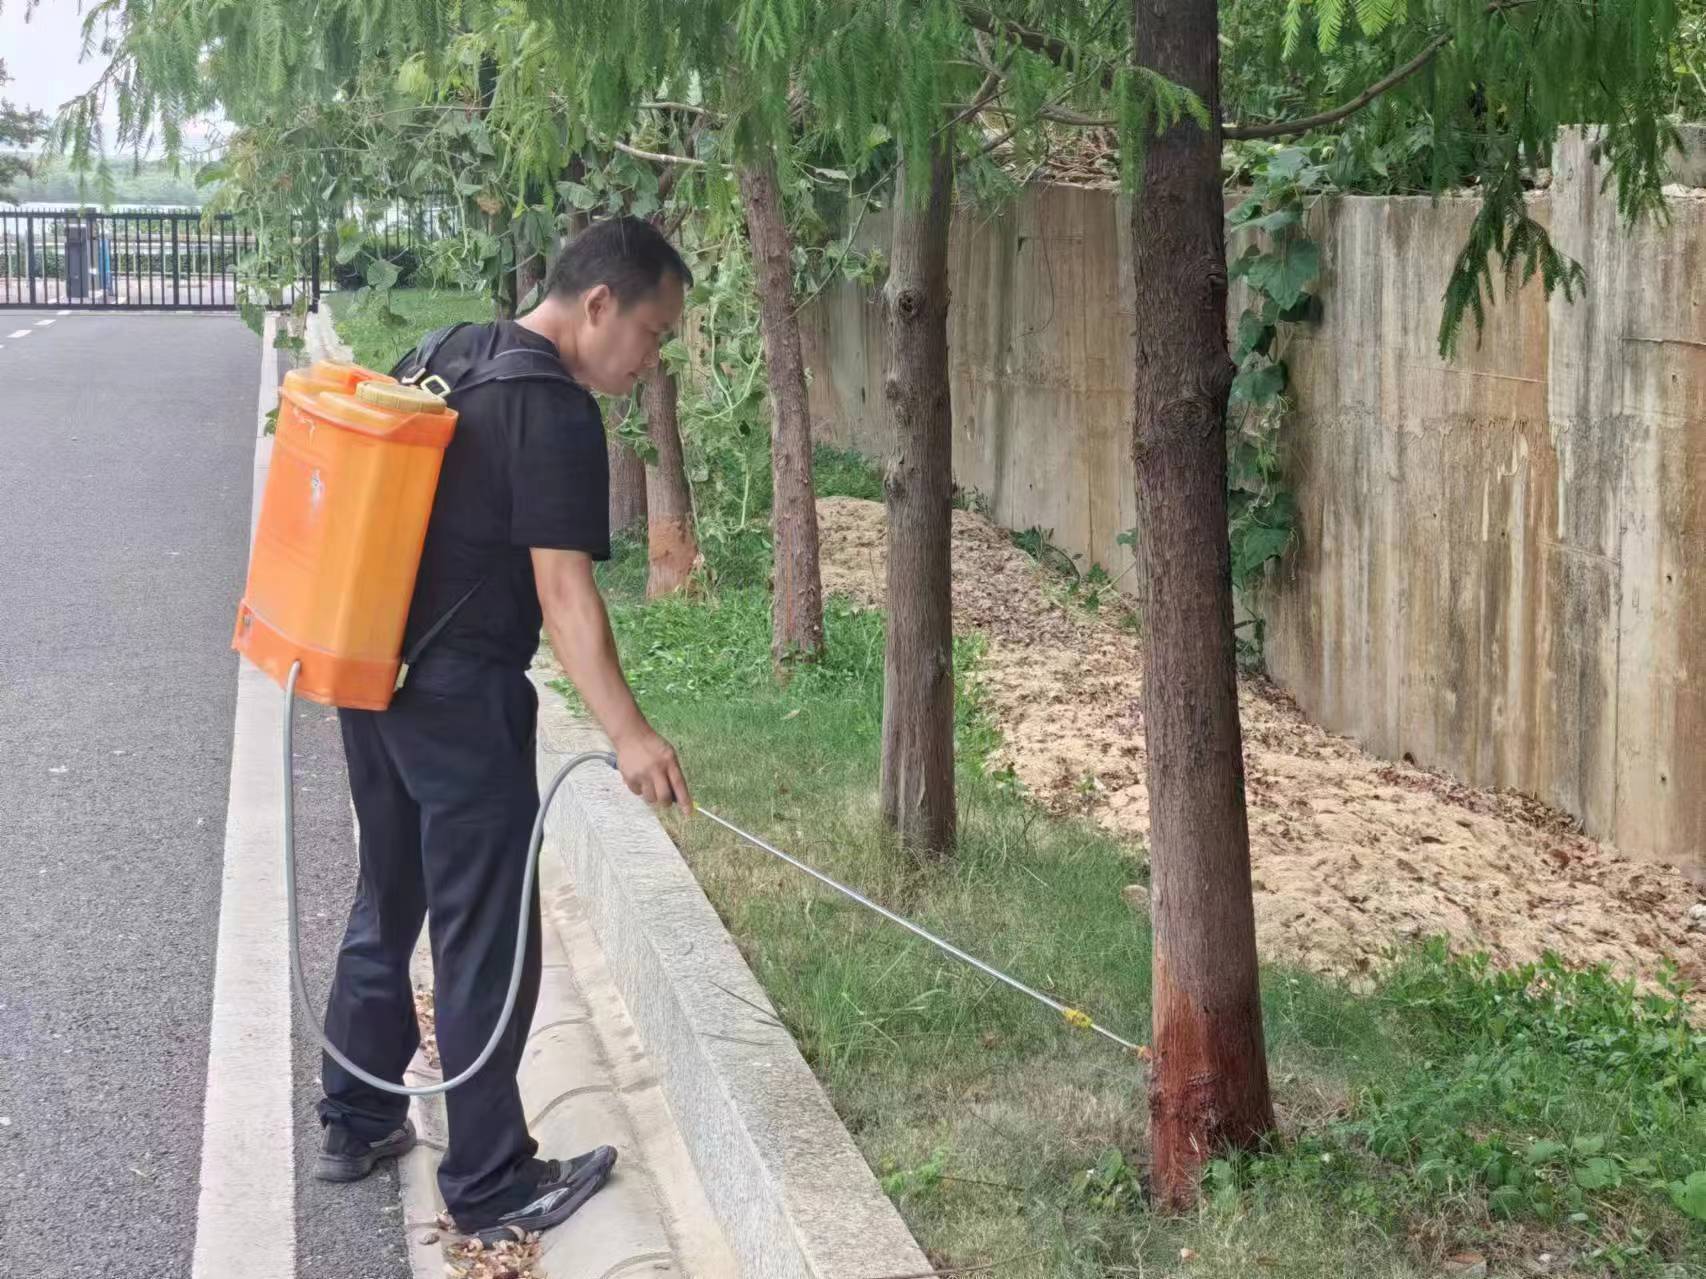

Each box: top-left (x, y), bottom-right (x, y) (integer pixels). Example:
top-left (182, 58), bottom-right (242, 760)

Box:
top-left (314, 1119), bottom-right (417, 1183)
top-left (466, 1145), bottom-right (619, 1245)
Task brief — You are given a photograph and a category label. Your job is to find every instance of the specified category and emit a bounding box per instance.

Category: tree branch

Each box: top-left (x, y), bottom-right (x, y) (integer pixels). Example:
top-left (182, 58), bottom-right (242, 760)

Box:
top-left (653, 122), bottom-right (706, 205)
top-left (958, 0), bottom-right (1460, 143)
top-left (640, 100), bottom-right (720, 120)
top-left (612, 139), bottom-right (705, 167)
top-left (958, 4), bottom-right (1078, 68)
top-left (1223, 30), bottom-right (1453, 139)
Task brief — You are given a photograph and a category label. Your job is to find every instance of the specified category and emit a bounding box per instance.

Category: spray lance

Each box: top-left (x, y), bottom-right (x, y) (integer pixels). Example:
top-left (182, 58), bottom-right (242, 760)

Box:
top-left (243, 360), bottom-right (1144, 1100)
top-left (283, 659), bottom-right (1145, 1098)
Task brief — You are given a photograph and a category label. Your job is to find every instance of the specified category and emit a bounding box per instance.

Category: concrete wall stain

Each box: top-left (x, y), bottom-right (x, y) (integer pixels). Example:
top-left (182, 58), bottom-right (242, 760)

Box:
top-left (804, 133), bottom-right (1705, 870)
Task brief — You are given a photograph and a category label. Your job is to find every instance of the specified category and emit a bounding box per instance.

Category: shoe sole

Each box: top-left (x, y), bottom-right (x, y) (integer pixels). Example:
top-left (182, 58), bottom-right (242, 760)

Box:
top-left (470, 1153), bottom-right (617, 1246)
top-left (314, 1123), bottom-right (417, 1183)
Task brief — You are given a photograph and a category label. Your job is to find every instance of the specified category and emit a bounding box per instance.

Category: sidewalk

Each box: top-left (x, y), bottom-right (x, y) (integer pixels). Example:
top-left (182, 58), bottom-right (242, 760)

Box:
top-left (395, 799), bottom-right (740, 1279)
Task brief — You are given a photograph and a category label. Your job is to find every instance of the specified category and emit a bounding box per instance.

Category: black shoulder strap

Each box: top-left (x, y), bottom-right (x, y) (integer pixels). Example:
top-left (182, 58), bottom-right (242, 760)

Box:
top-left (391, 325), bottom-right (581, 692)
top-left (389, 321), bottom-right (471, 382)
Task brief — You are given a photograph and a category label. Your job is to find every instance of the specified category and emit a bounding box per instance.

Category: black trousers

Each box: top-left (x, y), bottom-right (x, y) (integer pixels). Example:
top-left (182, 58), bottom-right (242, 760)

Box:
top-left (320, 656), bottom-right (546, 1225)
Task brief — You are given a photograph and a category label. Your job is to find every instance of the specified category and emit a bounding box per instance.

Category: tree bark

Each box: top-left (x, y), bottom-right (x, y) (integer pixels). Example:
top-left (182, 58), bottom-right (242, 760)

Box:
top-left (516, 251), bottom-right (546, 315)
top-left (609, 439), bottom-right (649, 537)
top-left (879, 135), bottom-right (958, 858)
top-left (642, 369), bottom-right (697, 597)
top-left (738, 151), bottom-right (825, 667)
top-left (606, 399), bottom-right (648, 536)
top-left (1131, 0), bottom-right (1274, 1208)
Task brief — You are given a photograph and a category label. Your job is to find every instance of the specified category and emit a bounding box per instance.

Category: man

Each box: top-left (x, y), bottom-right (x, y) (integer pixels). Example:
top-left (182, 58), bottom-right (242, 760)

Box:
top-left (314, 217), bottom-right (694, 1242)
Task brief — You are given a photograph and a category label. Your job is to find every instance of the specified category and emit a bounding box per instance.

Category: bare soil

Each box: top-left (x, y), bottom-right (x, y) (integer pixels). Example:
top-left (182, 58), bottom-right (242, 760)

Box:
top-left (816, 496), bottom-right (1706, 994)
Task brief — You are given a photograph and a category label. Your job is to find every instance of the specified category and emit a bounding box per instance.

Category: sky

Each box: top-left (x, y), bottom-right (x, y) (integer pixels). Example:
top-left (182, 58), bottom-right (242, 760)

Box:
top-left (0, 0), bottom-right (221, 154)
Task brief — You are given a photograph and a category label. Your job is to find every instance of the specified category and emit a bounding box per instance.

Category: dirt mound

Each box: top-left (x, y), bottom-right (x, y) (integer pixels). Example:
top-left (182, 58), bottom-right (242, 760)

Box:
top-left (816, 495), bottom-right (1706, 993)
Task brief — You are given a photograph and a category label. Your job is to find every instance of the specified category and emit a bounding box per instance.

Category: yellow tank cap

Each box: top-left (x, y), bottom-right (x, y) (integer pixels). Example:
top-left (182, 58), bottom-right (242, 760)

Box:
top-left (354, 380), bottom-right (450, 414)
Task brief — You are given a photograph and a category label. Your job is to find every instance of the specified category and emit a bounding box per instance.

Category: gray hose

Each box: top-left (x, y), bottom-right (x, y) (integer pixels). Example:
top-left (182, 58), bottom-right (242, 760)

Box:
top-left (283, 660), bottom-right (616, 1097)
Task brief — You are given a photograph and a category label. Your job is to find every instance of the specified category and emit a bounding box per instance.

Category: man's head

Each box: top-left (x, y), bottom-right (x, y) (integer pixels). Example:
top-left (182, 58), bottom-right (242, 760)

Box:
top-left (528, 216), bottom-right (692, 397)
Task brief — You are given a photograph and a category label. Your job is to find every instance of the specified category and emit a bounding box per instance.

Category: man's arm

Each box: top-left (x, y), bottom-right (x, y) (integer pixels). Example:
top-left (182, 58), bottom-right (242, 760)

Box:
top-left (532, 546), bottom-right (692, 810)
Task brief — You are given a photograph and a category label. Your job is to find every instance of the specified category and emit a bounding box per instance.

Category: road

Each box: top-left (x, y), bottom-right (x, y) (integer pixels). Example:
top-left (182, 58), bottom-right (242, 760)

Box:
top-left (0, 311), bottom-right (413, 1279)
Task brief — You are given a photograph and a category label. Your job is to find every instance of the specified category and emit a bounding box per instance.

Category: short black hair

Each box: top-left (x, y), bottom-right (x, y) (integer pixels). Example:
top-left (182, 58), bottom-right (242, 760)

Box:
top-left (546, 216), bottom-right (693, 306)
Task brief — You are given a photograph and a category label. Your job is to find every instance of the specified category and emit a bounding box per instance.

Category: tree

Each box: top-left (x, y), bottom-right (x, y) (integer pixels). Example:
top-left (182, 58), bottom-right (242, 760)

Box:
top-left (1128, 0), bottom-right (1274, 1209)
top-left (879, 129), bottom-right (958, 856)
top-left (1118, 0), bottom-right (1688, 1204)
top-left (641, 367), bottom-right (699, 596)
top-left (1, 60), bottom-right (46, 202)
top-left (740, 149), bottom-right (826, 664)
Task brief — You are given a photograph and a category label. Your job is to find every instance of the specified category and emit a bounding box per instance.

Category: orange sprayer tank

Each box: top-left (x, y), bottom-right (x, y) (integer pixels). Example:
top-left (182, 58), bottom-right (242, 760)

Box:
top-left (233, 359), bottom-right (457, 710)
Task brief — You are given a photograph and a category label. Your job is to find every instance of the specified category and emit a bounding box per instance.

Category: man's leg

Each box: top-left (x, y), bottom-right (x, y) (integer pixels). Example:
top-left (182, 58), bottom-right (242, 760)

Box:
top-left (317, 706), bottom-right (428, 1148)
top-left (384, 666), bottom-right (546, 1227)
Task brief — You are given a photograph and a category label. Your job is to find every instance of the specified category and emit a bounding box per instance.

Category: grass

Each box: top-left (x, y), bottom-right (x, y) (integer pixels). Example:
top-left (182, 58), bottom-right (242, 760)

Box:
top-left (579, 451), bottom-right (1706, 1279)
top-left (350, 291), bottom-right (1706, 1277)
top-left (326, 286), bottom-right (493, 372)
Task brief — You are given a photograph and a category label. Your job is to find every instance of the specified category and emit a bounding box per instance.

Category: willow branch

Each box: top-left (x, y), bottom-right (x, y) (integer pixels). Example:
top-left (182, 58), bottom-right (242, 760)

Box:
top-left (1223, 30), bottom-right (1453, 139)
top-left (612, 139), bottom-right (705, 167)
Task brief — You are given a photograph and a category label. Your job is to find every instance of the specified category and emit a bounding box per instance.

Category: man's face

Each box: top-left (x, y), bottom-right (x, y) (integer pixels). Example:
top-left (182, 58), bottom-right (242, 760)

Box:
top-left (576, 275), bottom-right (686, 397)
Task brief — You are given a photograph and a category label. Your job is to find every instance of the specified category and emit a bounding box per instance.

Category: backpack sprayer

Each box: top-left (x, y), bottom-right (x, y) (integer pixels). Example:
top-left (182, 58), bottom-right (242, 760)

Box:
top-left (234, 347), bottom-right (1140, 1100)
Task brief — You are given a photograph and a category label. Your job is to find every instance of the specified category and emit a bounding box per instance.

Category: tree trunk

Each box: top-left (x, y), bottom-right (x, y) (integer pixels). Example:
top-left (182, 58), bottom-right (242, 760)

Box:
top-left (609, 439), bottom-right (649, 537)
top-left (516, 251), bottom-right (546, 315)
top-left (879, 135), bottom-right (957, 858)
top-left (605, 399), bottom-right (648, 536)
top-left (642, 369), bottom-right (697, 597)
top-left (738, 151), bottom-right (825, 667)
top-left (1131, 0), bottom-right (1274, 1208)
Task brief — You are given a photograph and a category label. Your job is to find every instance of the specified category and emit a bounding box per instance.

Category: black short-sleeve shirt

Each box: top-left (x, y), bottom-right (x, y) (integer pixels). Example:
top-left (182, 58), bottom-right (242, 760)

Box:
top-left (401, 321), bottom-right (610, 670)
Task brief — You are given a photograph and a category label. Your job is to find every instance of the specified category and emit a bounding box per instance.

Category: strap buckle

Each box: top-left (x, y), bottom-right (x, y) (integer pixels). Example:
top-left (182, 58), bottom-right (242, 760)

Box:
top-left (417, 373), bottom-right (451, 398)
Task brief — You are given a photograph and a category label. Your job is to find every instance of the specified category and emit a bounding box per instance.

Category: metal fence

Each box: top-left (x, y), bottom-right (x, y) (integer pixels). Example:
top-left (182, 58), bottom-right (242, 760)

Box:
top-left (0, 197), bottom-right (470, 312)
top-left (0, 208), bottom-right (304, 311)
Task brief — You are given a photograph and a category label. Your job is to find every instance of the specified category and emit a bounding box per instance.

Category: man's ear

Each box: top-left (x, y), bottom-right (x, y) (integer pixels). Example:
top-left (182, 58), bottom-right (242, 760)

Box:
top-left (583, 283), bottom-right (614, 323)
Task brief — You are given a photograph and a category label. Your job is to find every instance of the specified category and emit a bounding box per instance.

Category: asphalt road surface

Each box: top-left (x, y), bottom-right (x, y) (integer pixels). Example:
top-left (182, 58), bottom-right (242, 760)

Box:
top-left (0, 311), bottom-right (413, 1279)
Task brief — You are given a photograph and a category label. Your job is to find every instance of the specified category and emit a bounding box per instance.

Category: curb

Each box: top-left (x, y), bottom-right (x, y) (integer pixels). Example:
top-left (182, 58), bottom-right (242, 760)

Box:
top-left (532, 679), bottom-right (934, 1279)
top-left (305, 303), bottom-right (353, 362)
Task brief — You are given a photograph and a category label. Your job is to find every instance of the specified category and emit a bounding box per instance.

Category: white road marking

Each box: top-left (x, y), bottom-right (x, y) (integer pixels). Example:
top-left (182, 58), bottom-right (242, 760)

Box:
top-left (56, 309), bottom-right (71, 316)
top-left (7, 330), bottom-right (31, 339)
top-left (35, 318), bottom-right (55, 327)
top-left (190, 313), bottom-right (294, 1279)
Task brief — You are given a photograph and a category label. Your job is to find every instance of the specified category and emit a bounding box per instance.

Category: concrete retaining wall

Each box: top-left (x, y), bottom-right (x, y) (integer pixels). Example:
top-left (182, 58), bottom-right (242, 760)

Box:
top-left (801, 131), bottom-right (1706, 870)
top-left (532, 687), bottom-right (933, 1279)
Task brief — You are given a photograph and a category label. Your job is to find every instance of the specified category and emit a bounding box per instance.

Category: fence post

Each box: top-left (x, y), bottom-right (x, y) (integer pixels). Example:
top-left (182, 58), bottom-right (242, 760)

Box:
top-left (25, 217), bottom-right (37, 307)
top-left (172, 216), bottom-right (181, 307)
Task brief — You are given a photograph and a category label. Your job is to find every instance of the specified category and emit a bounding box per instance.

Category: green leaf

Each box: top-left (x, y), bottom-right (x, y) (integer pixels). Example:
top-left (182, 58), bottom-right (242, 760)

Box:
top-left (1228, 244), bottom-right (1263, 282)
top-left (1231, 355), bottom-right (1286, 405)
top-left (1233, 523), bottom-right (1292, 580)
top-left (1571, 1135), bottom-right (1607, 1156)
top-left (1574, 1158), bottom-right (1618, 1191)
top-left (1267, 148), bottom-right (1311, 181)
top-left (559, 181), bottom-right (599, 211)
top-left (365, 257), bottom-right (400, 290)
top-left (1668, 1171), bottom-right (1706, 1221)
top-left (1488, 1184), bottom-right (1524, 1218)
top-left (1246, 239), bottom-right (1320, 311)
top-left (1251, 209), bottom-right (1302, 235)
top-left (1228, 195), bottom-right (1264, 226)
top-left (1525, 1140), bottom-right (1567, 1166)
top-left (194, 160), bottom-right (229, 189)
top-left (1235, 310), bottom-right (1272, 359)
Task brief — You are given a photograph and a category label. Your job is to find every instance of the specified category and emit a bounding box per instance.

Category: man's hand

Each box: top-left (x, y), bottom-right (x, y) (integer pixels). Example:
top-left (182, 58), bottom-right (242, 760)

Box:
top-left (532, 547), bottom-right (694, 812)
top-left (612, 724), bottom-right (693, 811)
